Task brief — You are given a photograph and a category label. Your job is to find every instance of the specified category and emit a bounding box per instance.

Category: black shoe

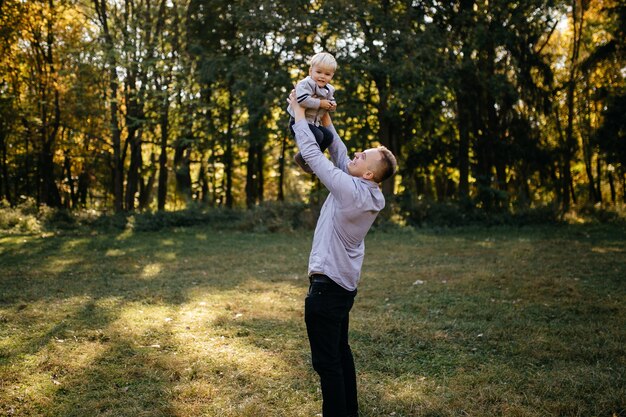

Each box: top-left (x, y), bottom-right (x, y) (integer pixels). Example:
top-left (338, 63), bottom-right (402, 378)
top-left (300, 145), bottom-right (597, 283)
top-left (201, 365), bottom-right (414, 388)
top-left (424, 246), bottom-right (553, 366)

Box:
top-left (294, 152), bottom-right (314, 174)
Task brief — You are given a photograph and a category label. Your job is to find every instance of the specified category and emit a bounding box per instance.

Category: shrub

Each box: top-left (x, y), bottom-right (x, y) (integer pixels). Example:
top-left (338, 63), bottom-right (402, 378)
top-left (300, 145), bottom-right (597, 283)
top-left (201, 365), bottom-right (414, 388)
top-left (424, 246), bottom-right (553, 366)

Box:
top-left (0, 198), bottom-right (43, 233)
top-left (85, 205), bottom-right (245, 232)
top-left (239, 202), bottom-right (317, 232)
top-left (397, 192), bottom-right (563, 227)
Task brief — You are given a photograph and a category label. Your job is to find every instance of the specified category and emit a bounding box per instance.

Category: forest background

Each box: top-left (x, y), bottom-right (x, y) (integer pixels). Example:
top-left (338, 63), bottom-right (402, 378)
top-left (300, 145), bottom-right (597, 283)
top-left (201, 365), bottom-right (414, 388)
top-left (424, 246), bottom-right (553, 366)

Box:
top-left (1, 0), bottom-right (625, 226)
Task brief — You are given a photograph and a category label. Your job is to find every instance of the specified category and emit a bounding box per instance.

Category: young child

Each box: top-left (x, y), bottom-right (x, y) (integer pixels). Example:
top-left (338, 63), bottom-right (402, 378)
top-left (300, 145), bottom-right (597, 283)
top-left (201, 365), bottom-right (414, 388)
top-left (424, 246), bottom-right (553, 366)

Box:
top-left (287, 52), bottom-right (337, 174)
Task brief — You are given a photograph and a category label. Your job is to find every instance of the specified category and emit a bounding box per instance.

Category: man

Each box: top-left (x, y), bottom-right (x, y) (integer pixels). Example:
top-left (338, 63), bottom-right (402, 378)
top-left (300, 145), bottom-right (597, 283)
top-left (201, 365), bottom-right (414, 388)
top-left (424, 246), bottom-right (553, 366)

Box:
top-left (288, 90), bottom-right (397, 417)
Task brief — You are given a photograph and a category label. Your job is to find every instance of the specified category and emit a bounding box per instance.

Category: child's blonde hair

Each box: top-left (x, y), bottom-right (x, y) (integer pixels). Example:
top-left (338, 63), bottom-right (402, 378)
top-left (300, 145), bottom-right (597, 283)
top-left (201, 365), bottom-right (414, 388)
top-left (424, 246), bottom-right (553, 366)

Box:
top-left (309, 52), bottom-right (337, 72)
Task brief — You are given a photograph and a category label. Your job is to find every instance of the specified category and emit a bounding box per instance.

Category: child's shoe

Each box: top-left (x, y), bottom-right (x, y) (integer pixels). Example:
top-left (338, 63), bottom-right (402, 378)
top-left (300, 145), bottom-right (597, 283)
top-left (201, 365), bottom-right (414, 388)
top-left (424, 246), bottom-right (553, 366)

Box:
top-left (294, 152), bottom-right (314, 174)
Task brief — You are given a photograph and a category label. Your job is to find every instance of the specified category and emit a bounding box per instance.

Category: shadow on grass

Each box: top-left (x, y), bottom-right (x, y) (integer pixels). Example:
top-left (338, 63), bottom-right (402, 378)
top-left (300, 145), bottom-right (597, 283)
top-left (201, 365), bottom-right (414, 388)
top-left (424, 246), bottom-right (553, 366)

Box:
top-left (46, 334), bottom-right (178, 417)
top-left (1, 228), bottom-right (319, 416)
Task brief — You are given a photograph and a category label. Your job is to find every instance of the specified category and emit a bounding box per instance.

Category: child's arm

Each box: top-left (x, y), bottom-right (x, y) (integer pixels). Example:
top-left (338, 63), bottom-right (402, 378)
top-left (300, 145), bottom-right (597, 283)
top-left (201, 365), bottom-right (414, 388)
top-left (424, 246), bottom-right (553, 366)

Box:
top-left (327, 85), bottom-right (337, 112)
top-left (294, 80), bottom-right (320, 109)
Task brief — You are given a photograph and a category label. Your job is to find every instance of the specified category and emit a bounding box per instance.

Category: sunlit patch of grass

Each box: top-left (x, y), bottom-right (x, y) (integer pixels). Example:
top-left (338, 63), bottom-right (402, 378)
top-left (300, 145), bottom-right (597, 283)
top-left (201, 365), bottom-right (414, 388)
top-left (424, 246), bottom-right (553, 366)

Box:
top-left (140, 263), bottom-right (163, 279)
top-left (0, 224), bottom-right (624, 416)
top-left (105, 249), bottom-right (125, 257)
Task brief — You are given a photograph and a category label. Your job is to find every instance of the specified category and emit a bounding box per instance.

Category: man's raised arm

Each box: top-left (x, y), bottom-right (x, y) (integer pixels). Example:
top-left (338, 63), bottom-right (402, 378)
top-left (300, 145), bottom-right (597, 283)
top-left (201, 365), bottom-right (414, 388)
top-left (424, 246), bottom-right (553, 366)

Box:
top-left (319, 112), bottom-right (350, 174)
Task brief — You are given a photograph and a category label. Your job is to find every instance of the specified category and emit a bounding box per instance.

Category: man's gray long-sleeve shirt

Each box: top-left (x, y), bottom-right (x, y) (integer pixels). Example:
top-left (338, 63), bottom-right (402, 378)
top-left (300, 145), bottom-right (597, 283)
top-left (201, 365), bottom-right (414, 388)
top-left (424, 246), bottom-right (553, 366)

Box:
top-left (292, 119), bottom-right (385, 291)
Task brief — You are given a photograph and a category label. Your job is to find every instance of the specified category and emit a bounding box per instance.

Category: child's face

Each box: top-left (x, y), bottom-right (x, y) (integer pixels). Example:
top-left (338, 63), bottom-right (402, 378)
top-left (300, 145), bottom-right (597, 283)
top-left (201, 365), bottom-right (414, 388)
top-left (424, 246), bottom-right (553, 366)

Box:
top-left (309, 65), bottom-right (334, 88)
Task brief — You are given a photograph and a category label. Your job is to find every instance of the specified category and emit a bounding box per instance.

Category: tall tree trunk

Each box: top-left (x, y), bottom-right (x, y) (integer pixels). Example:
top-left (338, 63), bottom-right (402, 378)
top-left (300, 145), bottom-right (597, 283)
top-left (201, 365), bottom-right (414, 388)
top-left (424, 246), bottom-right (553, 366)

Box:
top-left (0, 127), bottom-right (9, 204)
top-left (125, 130), bottom-right (142, 211)
top-left (277, 132), bottom-right (286, 202)
top-left (124, 63), bottom-right (147, 211)
top-left (622, 171), bottom-right (626, 204)
top-left (372, 74), bottom-right (398, 198)
top-left (63, 151), bottom-right (76, 208)
top-left (595, 154), bottom-right (602, 203)
top-left (245, 130), bottom-right (258, 208)
top-left (198, 159), bottom-right (209, 204)
top-left (224, 78), bottom-right (234, 208)
top-left (174, 144), bottom-right (192, 202)
top-left (138, 152), bottom-right (156, 210)
top-left (38, 0), bottom-right (62, 207)
top-left (454, 0), bottom-right (476, 201)
top-left (94, 0), bottom-right (123, 212)
top-left (562, 0), bottom-right (585, 212)
top-left (77, 169), bottom-right (89, 208)
top-left (455, 51), bottom-right (474, 201)
top-left (456, 92), bottom-right (471, 201)
top-left (581, 75), bottom-right (600, 203)
top-left (245, 125), bottom-right (265, 208)
top-left (157, 100), bottom-right (169, 211)
top-left (256, 142), bottom-right (265, 203)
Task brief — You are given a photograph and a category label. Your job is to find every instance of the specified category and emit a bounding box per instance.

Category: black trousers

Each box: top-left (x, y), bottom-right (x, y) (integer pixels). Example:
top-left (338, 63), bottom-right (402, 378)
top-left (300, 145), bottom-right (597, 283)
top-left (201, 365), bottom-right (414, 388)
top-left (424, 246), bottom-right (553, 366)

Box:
top-left (289, 118), bottom-right (334, 151)
top-left (305, 276), bottom-right (359, 417)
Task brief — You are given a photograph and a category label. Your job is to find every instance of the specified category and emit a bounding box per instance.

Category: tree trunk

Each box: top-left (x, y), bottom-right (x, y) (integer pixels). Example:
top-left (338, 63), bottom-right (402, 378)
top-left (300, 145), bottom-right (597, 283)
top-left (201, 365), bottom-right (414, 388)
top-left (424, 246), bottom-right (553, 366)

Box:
top-left (174, 144), bottom-right (192, 202)
top-left (224, 78), bottom-right (234, 208)
top-left (580, 73), bottom-right (600, 203)
top-left (0, 127), bottom-right (9, 204)
top-left (157, 102), bottom-right (169, 211)
top-left (245, 128), bottom-right (265, 208)
top-left (622, 171), bottom-right (626, 203)
top-left (595, 154), bottom-right (603, 203)
top-left (77, 169), bottom-right (89, 208)
top-left (94, 0), bottom-right (123, 212)
top-left (245, 132), bottom-right (258, 208)
top-left (607, 167), bottom-right (615, 204)
top-left (455, 51), bottom-right (474, 201)
top-left (37, 1), bottom-right (62, 208)
top-left (38, 140), bottom-right (61, 207)
top-left (198, 160), bottom-right (209, 204)
top-left (562, 0), bottom-right (585, 212)
top-left (63, 151), bottom-right (76, 208)
top-left (257, 141), bottom-right (264, 204)
top-left (138, 152), bottom-right (156, 211)
top-left (277, 132), bottom-right (286, 202)
top-left (372, 75), bottom-right (398, 198)
top-left (124, 130), bottom-right (142, 211)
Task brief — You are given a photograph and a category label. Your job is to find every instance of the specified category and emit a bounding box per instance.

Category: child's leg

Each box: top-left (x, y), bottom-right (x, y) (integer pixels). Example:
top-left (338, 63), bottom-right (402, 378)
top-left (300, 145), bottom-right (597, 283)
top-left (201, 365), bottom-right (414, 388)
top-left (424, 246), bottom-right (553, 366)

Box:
top-left (307, 124), bottom-right (324, 145)
top-left (289, 118), bottom-right (314, 174)
top-left (316, 125), bottom-right (334, 151)
top-left (290, 119), bottom-right (330, 151)
top-left (290, 122), bottom-right (329, 174)
top-left (288, 117), bottom-right (296, 136)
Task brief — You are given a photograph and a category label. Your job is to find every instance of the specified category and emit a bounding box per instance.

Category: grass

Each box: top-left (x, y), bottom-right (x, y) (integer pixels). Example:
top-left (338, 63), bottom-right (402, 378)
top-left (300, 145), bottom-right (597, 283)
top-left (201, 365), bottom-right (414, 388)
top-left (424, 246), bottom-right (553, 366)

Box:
top-left (0, 224), bottom-right (625, 417)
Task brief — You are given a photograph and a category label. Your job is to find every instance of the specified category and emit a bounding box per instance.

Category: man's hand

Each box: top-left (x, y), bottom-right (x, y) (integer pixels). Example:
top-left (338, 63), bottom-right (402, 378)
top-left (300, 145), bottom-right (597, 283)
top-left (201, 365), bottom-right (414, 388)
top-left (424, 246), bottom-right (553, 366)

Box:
top-left (288, 89), bottom-right (306, 122)
top-left (320, 111), bottom-right (332, 127)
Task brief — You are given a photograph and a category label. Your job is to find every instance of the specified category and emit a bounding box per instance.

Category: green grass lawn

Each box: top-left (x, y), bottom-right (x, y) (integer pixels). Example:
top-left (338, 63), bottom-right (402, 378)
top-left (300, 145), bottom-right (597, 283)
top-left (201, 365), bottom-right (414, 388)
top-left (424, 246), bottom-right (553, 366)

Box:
top-left (1, 224), bottom-right (625, 416)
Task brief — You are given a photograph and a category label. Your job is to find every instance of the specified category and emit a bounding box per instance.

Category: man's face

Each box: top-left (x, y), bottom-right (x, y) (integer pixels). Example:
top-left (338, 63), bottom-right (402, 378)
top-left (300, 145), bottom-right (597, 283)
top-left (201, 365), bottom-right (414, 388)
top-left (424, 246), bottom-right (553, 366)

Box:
top-left (348, 148), bottom-right (382, 180)
top-left (309, 65), bottom-right (334, 88)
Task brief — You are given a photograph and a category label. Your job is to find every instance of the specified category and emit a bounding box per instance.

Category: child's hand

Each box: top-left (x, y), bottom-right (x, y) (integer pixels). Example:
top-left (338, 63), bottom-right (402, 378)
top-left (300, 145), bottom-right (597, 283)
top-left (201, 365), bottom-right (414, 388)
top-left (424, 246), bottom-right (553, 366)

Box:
top-left (320, 99), bottom-right (336, 111)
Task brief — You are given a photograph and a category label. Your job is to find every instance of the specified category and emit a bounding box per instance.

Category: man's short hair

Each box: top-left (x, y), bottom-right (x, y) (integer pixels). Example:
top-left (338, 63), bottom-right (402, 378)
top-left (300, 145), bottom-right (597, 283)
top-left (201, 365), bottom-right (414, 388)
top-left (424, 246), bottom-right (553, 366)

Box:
top-left (375, 146), bottom-right (397, 183)
top-left (309, 52), bottom-right (337, 72)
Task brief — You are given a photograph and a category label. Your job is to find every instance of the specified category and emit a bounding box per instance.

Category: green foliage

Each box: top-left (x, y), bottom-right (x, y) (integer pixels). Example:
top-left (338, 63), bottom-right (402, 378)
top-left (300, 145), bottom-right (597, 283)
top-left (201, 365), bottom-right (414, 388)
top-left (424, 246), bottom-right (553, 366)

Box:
top-left (3, 199), bottom-right (625, 236)
top-left (77, 207), bottom-right (246, 233)
top-left (1, 0), bottom-right (625, 213)
top-left (238, 201), bottom-right (317, 233)
top-left (397, 192), bottom-right (564, 227)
